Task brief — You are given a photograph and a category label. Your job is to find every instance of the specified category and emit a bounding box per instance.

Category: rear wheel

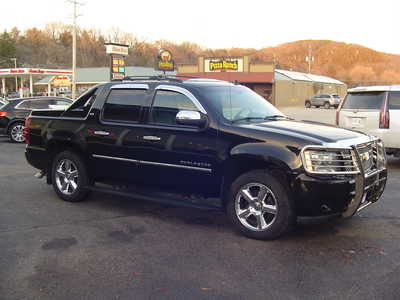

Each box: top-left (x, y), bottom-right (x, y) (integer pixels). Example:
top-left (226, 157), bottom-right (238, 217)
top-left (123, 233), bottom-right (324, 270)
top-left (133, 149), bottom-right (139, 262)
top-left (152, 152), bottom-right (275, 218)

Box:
top-left (324, 102), bottom-right (331, 109)
top-left (9, 122), bottom-right (25, 143)
top-left (226, 170), bottom-right (295, 240)
top-left (51, 151), bottom-right (90, 202)
top-left (305, 101), bottom-right (311, 108)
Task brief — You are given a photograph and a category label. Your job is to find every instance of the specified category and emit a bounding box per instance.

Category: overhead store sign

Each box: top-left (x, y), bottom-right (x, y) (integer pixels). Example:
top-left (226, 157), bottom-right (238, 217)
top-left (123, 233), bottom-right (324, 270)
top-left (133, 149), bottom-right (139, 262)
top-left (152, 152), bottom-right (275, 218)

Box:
top-left (157, 49), bottom-right (174, 72)
top-left (52, 75), bottom-right (71, 87)
top-left (105, 43), bottom-right (129, 56)
top-left (204, 58), bottom-right (244, 72)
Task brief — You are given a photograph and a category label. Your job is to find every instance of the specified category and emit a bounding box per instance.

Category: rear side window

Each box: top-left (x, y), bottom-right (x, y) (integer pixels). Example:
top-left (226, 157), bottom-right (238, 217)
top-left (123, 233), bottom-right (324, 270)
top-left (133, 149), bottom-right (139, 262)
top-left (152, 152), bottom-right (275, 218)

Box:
top-left (64, 88), bottom-right (97, 118)
top-left (30, 100), bottom-right (52, 110)
top-left (16, 100), bottom-right (32, 110)
top-left (389, 91), bottom-right (400, 110)
top-left (103, 89), bottom-right (147, 123)
top-left (150, 90), bottom-right (198, 125)
top-left (342, 92), bottom-right (384, 110)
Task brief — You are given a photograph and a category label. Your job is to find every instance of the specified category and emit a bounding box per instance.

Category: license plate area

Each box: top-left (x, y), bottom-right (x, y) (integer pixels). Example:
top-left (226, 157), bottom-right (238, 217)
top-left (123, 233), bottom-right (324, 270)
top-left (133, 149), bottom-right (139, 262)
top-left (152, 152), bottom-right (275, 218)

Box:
top-left (350, 117), bottom-right (364, 128)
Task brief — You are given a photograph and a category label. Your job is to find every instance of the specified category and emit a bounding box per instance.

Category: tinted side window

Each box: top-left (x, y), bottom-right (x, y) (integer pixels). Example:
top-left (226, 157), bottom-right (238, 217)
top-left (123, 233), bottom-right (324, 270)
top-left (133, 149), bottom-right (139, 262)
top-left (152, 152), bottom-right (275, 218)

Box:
top-left (342, 92), bottom-right (384, 110)
top-left (389, 91), bottom-right (400, 110)
top-left (150, 90), bottom-right (197, 125)
top-left (103, 89), bottom-right (147, 122)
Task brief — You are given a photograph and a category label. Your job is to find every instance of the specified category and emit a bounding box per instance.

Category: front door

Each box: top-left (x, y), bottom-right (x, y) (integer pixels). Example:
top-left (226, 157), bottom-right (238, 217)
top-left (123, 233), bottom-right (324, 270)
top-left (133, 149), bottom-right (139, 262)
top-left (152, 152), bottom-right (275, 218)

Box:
top-left (136, 86), bottom-right (220, 198)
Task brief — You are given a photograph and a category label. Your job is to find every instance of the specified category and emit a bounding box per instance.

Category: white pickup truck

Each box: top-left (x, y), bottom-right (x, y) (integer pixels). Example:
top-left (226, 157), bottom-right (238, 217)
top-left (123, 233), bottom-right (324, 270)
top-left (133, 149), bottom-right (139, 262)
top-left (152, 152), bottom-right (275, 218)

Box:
top-left (337, 85), bottom-right (400, 156)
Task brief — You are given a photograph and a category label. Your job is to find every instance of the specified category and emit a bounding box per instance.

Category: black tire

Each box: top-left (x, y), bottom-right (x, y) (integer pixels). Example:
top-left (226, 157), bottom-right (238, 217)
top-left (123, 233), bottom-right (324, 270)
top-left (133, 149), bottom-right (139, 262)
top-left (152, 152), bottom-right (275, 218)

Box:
top-left (8, 122), bottom-right (25, 143)
top-left (226, 170), bottom-right (295, 240)
top-left (51, 151), bottom-right (90, 202)
top-left (305, 101), bottom-right (311, 108)
top-left (324, 102), bottom-right (331, 109)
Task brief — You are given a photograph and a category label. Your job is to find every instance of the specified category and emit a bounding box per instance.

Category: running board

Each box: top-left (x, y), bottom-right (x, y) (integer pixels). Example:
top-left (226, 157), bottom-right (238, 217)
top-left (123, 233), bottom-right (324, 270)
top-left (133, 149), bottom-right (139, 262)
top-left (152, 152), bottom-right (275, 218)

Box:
top-left (86, 185), bottom-right (221, 211)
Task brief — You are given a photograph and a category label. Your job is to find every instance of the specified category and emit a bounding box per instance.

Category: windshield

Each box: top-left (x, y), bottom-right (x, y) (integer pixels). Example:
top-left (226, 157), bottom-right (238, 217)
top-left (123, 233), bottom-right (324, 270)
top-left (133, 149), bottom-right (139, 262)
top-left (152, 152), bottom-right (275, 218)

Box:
top-left (342, 92), bottom-right (384, 110)
top-left (202, 85), bottom-right (284, 122)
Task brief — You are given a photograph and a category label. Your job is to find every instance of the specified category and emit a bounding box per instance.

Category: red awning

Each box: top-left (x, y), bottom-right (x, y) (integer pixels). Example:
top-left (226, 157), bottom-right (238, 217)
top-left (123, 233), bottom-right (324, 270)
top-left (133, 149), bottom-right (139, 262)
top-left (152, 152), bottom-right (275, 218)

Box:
top-left (177, 72), bottom-right (274, 83)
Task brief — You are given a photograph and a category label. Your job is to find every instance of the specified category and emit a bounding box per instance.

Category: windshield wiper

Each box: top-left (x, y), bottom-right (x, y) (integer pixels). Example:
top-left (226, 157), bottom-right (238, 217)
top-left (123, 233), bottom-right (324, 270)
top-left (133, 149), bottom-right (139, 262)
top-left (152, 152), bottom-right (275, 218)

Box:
top-left (264, 115), bottom-right (292, 120)
top-left (231, 117), bottom-right (266, 123)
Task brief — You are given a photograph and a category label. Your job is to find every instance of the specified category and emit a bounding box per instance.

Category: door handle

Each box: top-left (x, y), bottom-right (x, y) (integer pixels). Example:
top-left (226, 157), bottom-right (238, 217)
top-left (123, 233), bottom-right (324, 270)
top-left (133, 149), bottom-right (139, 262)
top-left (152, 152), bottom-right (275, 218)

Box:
top-left (143, 135), bottom-right (161, 141)
top-left (94, 130), bottom-right (110, 136)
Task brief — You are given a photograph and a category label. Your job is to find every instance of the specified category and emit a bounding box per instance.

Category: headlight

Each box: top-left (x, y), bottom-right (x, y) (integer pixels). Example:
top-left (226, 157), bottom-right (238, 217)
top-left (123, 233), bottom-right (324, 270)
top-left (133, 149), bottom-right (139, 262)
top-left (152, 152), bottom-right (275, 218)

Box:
top-left (302, 148), bottom-right (359, 174)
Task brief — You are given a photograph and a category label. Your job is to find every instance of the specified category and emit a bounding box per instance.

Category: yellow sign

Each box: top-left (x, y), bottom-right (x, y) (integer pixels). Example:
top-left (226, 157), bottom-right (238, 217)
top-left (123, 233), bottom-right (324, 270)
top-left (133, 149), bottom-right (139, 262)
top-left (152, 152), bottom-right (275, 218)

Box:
top-left (52, 76), bottom-right (71, 87)
top-left (209, 60), bottom-right (238, 71)
top-left (204, 57), bottom-right (244, 72)
top-left (157, 50), bottom-right (174, 71)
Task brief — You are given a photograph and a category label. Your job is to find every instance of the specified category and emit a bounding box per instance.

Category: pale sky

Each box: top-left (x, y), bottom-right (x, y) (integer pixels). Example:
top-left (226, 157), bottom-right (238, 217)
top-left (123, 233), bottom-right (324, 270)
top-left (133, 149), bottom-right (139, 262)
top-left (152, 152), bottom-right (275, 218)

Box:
top-left (1, 0), bottom-right (400, 54)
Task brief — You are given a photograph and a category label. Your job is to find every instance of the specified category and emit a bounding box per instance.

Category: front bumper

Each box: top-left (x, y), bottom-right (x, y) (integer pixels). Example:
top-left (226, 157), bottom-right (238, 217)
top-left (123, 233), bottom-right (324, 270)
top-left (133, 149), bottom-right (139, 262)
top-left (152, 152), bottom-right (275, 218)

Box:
top-left (342, 164), bottom-right (387, 217)
top-left (295, 138), bottom-right (387, 217)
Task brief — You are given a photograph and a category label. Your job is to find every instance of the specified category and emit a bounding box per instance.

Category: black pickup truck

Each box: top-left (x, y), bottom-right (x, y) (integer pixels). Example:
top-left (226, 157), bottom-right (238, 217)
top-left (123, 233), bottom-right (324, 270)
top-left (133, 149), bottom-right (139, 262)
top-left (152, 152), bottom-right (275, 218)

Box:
top-left (25, 77), bottom-right (388, 240)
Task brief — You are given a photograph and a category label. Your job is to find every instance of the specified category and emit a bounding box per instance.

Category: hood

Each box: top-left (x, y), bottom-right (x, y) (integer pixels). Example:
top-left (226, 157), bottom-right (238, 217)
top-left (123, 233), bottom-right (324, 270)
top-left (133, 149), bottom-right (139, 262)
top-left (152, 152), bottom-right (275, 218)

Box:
top-left (241, 120), bottom-right (369, 145)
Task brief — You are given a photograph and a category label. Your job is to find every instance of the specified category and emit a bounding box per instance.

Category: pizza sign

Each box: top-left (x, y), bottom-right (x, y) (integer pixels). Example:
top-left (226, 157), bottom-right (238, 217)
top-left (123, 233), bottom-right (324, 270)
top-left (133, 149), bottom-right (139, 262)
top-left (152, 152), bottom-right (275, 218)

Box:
top-left (204, 57), bottom-right (244, 72)
top-left (209, 60), bottom-right (239, 71)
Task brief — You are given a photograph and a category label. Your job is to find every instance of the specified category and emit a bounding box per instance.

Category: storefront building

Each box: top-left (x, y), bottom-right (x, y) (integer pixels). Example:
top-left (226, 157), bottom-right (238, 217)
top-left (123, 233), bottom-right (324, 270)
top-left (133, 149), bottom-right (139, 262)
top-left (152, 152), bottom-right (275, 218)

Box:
top-left (35, 66), bottom-right (175, 96)
top-left (177, 56), bottom-right (275, 104)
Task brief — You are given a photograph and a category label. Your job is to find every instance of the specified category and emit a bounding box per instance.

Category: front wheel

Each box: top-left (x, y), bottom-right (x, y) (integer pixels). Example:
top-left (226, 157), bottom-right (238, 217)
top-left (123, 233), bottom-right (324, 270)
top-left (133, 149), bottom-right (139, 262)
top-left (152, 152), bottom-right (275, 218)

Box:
top-left (324, 102), bottom-right (331, 109)
top-left (305, 101), bottom-right (311, 108)
top-left (226, 170), bottom-right (295, 240)
top-left (9, 122), bottom-right (25, 143)
top-left (51, 151), bottom-right (90, 202)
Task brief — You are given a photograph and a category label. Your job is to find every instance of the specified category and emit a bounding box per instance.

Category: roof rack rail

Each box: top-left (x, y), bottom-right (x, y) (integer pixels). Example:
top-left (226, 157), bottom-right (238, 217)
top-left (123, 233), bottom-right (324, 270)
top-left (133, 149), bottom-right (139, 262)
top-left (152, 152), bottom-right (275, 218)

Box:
top-left (119, 74), bottom-right (201, 82)
top-left (121, 75), bottom-right (176, 82)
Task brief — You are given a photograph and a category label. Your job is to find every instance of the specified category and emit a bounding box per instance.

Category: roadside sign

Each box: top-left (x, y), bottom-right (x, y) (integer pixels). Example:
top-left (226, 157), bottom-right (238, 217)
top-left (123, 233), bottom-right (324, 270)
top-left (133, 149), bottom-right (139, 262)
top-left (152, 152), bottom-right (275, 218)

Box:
top-left (157, 49), bottom-right (174, 72)
top-left (105, 43), bottom-right (129, 81)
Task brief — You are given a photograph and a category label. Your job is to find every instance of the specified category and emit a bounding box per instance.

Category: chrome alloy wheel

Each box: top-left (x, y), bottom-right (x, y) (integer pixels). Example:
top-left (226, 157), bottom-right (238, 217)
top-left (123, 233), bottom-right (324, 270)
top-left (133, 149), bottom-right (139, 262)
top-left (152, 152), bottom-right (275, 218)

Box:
top-left (55, 159), bottom-right (79, 195)
top-left (11, 124), bottom-right (25, 142)
top-left (235, 183), bottom-right (278, 231)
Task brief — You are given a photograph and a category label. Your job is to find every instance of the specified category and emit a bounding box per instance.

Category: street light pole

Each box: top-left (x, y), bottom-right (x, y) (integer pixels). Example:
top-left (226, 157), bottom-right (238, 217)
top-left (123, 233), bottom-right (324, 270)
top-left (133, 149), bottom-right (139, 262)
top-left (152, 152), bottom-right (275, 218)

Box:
top-left (68, 0), bottom-right (83, 100)
top-left (11, 58), bottom-right (17, 92)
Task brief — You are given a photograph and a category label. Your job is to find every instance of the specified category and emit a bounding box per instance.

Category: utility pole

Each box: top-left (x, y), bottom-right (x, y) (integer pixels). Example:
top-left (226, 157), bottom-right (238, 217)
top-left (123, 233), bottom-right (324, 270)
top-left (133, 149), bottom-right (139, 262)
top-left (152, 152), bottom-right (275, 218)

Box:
top-left (67, 0), bottom-right (83, 100)
top-left (305, 45), bottom-right (314, 74)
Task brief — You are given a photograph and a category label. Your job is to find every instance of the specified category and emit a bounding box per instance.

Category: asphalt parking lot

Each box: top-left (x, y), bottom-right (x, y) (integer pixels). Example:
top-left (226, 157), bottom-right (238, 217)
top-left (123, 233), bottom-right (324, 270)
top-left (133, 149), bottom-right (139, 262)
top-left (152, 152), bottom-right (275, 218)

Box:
top-left (1, 108), bottom-right (400, 300)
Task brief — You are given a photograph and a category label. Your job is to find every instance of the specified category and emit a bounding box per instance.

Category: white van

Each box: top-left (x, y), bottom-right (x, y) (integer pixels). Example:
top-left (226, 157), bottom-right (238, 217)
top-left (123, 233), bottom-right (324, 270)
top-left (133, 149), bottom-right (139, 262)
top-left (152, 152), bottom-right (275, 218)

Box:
top-left (336, 85), bottom-right (400, 156)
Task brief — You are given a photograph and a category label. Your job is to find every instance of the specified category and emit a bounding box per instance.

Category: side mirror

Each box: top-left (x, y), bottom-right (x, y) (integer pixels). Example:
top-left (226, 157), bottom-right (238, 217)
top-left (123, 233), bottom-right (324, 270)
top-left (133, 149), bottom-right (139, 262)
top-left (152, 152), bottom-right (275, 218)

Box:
top-left (176, 110), bottom-right (207, 127)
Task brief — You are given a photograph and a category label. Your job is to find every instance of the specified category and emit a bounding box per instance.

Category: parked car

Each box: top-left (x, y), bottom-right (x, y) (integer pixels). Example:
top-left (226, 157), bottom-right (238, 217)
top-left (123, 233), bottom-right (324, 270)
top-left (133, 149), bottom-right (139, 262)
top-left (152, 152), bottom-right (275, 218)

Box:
top-left (0, 99), bottom-right (7, 109)
top-left (305, 94), bottom-right (341, 109)
top-left (337, 85), bottom-right (400, 157)
top-left (24, 77), bottom-right (387, 240)
top-left (0, 97), bottom-right (72, 142)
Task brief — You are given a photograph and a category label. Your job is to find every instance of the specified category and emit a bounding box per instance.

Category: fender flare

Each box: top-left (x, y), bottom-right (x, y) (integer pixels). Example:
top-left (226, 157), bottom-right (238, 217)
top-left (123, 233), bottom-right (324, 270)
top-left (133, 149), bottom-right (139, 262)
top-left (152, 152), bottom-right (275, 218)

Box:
top-left (229, 142), bottom-right (302, 171)
top-left (6, 118), bottom-right (25, 133)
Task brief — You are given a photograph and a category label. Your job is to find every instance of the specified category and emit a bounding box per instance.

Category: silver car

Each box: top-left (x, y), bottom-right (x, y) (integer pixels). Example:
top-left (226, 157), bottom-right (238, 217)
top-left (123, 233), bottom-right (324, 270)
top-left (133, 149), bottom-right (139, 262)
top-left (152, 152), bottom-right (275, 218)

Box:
top-left (305, 94), bottom-right (341, 109)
